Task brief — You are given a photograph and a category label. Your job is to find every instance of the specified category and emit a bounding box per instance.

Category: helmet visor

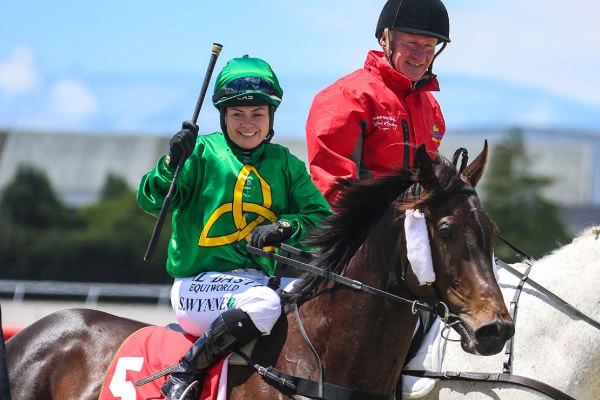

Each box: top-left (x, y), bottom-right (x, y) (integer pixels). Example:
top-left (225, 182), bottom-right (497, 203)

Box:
top-left (213, 76), bottom-right (282, 104)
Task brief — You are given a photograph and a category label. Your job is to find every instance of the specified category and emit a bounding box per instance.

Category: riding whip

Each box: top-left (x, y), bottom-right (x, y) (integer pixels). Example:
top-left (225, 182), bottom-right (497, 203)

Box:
top-left (144, 42), bottom-right (223, 263)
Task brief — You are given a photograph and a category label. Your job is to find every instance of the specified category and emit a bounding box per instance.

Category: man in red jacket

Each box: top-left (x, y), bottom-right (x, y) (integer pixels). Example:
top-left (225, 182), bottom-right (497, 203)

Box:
top-left (306, 0), bottom-right (451, 205)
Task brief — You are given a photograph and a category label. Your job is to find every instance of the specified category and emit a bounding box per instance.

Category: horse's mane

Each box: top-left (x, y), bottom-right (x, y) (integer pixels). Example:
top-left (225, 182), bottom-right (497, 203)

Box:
top-left (282, 154), bottom-right (467, 307)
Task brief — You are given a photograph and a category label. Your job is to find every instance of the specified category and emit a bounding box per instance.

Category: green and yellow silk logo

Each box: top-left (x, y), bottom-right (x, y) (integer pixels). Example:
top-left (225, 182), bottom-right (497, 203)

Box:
top-left (198, 165), bottom-right (277, 247)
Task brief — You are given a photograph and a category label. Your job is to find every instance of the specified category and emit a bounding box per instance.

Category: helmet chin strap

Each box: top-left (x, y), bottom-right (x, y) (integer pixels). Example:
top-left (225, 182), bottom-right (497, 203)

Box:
top-left (427, 40), bottom-right (447, 75)
top-left (382, 28), bottom-right (395, 69)
top-left (263, 105), bottom-right (276, 143)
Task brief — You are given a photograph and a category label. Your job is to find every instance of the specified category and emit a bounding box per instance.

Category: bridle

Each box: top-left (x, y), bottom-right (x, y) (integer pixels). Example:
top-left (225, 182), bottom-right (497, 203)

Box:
top-left (241, 179), bottom-right (484, 399)
top-left (401, 148), bottom-right (598, 400)
top-left (403, 246), bottom-right (584, 400)
top-left (243, 239), bottom-right (459, 400)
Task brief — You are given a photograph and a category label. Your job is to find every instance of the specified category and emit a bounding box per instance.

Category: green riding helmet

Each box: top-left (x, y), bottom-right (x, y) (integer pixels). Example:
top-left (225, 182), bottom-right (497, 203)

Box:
top-left (212, 55), bottom-right (283, 148)
top-left (212, 55), bottom-right (283, 110)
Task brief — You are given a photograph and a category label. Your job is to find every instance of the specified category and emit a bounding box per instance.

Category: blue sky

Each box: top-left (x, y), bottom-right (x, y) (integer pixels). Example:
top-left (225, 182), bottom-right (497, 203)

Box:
top-left (2, 0), bottom-right (600, 138)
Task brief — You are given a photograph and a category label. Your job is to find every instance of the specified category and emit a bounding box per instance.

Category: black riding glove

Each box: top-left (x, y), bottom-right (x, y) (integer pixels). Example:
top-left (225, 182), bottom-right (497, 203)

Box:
top-left (167, 120), bottom-right (199, 168)
top-left (249, 220), bottom-right (293, 248)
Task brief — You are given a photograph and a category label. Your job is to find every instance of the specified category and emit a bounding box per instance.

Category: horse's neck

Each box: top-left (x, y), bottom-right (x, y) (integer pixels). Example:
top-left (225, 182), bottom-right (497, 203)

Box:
top-left (282, 245), bottom-right (418, 394)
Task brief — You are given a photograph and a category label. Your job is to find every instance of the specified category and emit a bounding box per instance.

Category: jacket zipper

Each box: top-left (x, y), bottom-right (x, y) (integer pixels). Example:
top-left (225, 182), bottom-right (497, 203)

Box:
top-left (401, 119), bottom-right (410, 169)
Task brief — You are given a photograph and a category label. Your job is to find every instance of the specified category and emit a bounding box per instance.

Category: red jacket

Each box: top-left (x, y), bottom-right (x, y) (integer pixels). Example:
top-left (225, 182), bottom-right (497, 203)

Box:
top-left (306, 50), bottom-right (446, 204)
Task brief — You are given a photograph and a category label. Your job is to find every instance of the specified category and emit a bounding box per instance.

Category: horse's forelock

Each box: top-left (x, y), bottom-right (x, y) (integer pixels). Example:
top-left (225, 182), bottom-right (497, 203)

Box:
top-left (396, 156), bottom-right (465, 212)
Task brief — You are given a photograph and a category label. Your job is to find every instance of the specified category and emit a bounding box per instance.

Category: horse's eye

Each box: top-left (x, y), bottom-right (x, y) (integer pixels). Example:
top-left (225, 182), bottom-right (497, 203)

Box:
top-left (438, 224), bottom-right (454, 240)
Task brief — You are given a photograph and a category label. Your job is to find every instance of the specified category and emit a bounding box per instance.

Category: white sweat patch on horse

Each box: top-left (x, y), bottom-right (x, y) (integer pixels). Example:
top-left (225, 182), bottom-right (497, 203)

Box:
top-left (404, 209), bottom-right (436, 285)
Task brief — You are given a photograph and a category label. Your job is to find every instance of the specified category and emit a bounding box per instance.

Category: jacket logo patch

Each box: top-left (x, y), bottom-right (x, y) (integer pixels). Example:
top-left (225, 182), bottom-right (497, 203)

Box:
top-left (430, 124), bottom-right (442, 143)
top-left (198, 165), bottom-right (277, 247)
top-left (372, 115), bottom-right (398, 131)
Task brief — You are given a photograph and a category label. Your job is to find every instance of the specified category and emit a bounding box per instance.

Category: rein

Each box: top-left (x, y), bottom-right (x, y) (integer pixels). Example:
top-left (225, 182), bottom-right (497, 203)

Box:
top-left (241, 179), bottom-right (483, 398)
top-left (243, 242), bottom-right (458, 399)
top-left (233, 348), bottom-right (392, 400)
top-left (402, 370), bottom-right (576, 400)
top-left (403, 148), bottom-right (585, 399)
top-left (501, 259), bottom-right (532, 374)
top-left (496, 234), bottom-right (600, 331)
top-left (246, 243), bottom-right (456, 322)
top-left (402, 259), bottom-right (584, 400)
top-left (402, 236), bottom-right (597, 400)
top-left (496, 258), bottom-right (600, 331)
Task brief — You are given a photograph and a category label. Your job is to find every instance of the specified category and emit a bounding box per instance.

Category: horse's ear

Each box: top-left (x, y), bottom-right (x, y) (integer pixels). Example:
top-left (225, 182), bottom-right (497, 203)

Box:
top-left (461, 141), bottom-right (488, 187)
top-left (413, 144), bottom-right (436, 187)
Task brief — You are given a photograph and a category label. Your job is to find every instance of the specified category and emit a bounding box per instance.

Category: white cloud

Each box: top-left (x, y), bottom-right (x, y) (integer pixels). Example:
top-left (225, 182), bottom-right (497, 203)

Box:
top-left (48, 79), bottom-right (98, 123)
top-left (440, 0), bottom-right (600, 107)
top-left (0, 46), bottom-right (39, 96)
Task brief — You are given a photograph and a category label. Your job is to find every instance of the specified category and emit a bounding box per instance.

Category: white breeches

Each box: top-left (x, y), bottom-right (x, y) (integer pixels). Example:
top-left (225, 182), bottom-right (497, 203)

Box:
top-left (170, 269), bottom-right (282, 337)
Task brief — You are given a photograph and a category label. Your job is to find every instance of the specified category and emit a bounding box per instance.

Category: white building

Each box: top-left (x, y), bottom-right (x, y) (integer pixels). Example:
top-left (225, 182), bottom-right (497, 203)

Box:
top-left (1, 128), bottom-right (599, 232)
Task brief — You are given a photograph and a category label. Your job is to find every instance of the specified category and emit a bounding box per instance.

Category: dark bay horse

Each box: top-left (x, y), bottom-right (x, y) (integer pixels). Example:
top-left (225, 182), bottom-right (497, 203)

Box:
top-left (6, 143), bottom-right (514, 400)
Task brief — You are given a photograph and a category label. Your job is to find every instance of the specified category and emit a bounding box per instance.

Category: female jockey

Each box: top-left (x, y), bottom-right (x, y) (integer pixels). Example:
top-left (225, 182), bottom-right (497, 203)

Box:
top-left (136, 55), bottom-right (331, 400)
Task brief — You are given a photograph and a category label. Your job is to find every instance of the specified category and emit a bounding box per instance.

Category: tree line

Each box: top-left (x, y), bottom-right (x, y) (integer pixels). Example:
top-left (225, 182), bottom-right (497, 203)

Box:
top-left (0, 130), bottom-right (572, 283)
top-left (480, 129), bottom-right (572, 262)
top-left (0, 170), bottom-right (171, 283)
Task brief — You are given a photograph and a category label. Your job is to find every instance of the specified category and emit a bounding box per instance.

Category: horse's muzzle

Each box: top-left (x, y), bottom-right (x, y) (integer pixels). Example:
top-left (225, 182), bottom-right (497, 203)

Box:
top-left (473, 318), bottom-right (515, 355)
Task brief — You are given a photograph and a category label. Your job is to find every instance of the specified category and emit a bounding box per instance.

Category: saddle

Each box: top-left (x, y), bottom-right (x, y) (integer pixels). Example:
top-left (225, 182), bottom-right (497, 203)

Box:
top-left (98, 325), bottom-right (255, 400)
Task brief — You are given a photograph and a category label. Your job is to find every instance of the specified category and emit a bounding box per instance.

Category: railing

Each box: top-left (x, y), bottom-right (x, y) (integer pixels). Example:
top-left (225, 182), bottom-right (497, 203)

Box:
top-left (0, 280), bottom-right (171, 305)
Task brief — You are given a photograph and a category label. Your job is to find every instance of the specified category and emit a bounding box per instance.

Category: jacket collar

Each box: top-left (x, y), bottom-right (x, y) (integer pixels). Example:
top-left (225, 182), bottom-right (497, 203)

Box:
top-left (364, 50), bottom-right (440, 94)
top-left (223, 133), bottom-right (267, 164)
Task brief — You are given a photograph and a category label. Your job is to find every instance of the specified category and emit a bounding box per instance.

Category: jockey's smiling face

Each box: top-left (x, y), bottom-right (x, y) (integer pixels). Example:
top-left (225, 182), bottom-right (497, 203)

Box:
top-left (380, 31), bottom-right (438, 82)
top-left (225, 105), bottom-right (270, 150)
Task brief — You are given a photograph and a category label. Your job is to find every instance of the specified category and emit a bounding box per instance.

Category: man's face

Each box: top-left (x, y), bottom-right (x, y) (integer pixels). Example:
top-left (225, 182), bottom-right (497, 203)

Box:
top-left (380, 31), bottom-right (438, 82)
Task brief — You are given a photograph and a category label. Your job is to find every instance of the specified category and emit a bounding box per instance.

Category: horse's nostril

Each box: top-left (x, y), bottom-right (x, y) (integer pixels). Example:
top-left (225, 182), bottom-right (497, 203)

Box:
top-left (476, 323), bottom-right (499, 342)
top-left (475, 319), bottom-right (515, 344)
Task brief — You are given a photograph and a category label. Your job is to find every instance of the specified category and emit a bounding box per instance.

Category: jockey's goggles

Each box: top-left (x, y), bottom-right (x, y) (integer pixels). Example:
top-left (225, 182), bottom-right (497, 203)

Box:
top-left (213, 76), bottom-right (282, 104)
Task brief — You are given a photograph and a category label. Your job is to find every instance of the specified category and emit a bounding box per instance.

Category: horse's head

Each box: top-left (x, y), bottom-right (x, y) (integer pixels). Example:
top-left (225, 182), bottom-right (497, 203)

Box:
top-left (292, 142), bottom-right (513, 359)
top-left (408, 142), bottom-right (514, 355)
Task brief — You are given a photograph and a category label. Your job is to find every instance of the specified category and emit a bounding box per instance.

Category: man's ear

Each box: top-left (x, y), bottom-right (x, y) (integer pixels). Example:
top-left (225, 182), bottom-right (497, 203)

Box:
top-left (379, 28), bottom-right (387, 48)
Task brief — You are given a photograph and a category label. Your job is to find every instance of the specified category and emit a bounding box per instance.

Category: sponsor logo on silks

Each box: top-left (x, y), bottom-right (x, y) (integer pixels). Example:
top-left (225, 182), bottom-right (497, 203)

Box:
top-left (198, 165), bottom-right (277, 247)
top-left (226, 296), bottom-right (236, 309)
top-left (430, 124), bottom-right (442, 143)
top-left (178, 296), bottom-right (229, 312)
top-left (372, 115), bottom-right (398, 131)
